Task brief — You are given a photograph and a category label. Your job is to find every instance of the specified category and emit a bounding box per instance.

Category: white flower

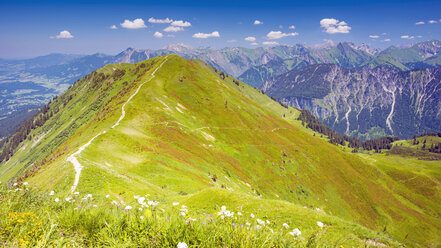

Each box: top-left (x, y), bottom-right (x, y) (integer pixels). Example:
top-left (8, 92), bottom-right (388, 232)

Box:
top-left (148, 200), bottom-right (158, 206)
top-left (105, 194), bottom-right (110, 198)
top-left (250, 213), bottom-right (255, 218)
top-left (74, 192), bottom-right (79, 195)
top-left (289, 228), bottom-right (301, 236)
top-left (266, 220), bottom-right (270, 224)
top-left (124, 205), bottom-right (133, 210)
top-left (177, 242), bottom-right (188, 248)
top-left (181, 205), bottom-right (187, 209)
top-left (23, 182), bottom-right (29, 186)
top-left (237, 212), bottom-right (242, 216)
top-left (138, 197), bottom-right (146, 205)
top-left (256, 219), bottom-right (265, 226)
top-left (140, 216), bottom-right (144, 219)
top-left (13, 183), bottom-right (18, 187)
top-left (55, 198), bottom-right (59, 202)
top-left (180, 212), bottom-right (186, 216)
top-left (93, 205), bottom-right (97, 207)
top-left (317, 221), bottom-right (324, 228)
top-left (246, 222), bottom-right (251, 226)
top-left (139, 208), bottom-right (143, 211)
top-left (49, 191), bottom-right (55, 196)
top-left (180, 208), bottom-right (188, 212)
top-left (86, 194), bottom-right (92, 198)
top-left (65, 197), bottom-right (72, 202)
top-left (283, 223), bottom-right (289, 229)
top-left (173, 202), bottom-right (180, 206)
top-left (134, 195), bottom-right (140, 199)
top-left (112, 200), bottom-right (118, 205)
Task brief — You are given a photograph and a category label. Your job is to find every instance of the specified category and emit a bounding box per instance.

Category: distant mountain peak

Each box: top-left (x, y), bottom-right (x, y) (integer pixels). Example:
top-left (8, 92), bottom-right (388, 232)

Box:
top-left (163, 43), bottom-right (193, 52)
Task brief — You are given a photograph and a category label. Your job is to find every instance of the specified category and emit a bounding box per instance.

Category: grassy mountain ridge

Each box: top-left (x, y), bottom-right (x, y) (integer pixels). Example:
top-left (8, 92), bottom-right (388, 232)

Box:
top-left (1, 55), bottom-right (440, 246)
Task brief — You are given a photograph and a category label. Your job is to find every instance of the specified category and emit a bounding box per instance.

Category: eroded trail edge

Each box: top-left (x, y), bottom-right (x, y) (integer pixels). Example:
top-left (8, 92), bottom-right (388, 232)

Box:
top-left (68, 57), bottom-right (168, 192)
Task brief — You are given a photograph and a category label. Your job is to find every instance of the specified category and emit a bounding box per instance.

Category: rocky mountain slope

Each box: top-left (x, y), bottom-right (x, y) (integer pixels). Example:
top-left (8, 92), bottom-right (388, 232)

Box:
top-left (263, 64), bottom-right (441, 139)
top-left (0, 55), bottom-right (440, 246)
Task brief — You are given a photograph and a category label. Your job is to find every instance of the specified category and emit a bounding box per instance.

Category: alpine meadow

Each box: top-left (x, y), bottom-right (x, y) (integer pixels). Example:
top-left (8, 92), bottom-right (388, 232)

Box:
top-left (1, 1), bottom-right (441, 247)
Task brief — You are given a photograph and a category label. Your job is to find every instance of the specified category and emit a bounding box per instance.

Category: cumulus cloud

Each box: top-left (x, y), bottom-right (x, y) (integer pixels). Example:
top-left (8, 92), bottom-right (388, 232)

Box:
top-left (120, 18), bottom-right (147, 29)
top-left (51, 30), bottom-right (74, 39)
top-left (254, 20), bottom-right (263, 25)
top-left (110, 25), bottom-right (117, 29)
top-left (320, 18), bottom-right (351, 34)
top-left (263, 41), bottom-right (279, 45)
top-left (401, 35), bottom-right (415, 39)
top-left (148, 17), bottom-right (173, 24)
top-left (289, 25), bottom-right (295, 29)
top-left (164, 26), bottom-right (184, 32)
top-left (251, 42), bottom-right (259, 46)
top-left (383, 39), bottom-right (391, 42)
top-left (192, 31), bottom-right (220, 38)
top-left (154, 32), bottom-right (163, 38)
top-left (415, 21), bottom-right (425, 25)
top-left (245, 36), bottom-right (256, 42)
top-left (171, 20), bottom-right (191, 27)
top-left (266, 31), bottom-right (298, 39)
top-left (428, 20), bottom-right (438, 24)
top-left (369, 35), bottom-right (379, 39)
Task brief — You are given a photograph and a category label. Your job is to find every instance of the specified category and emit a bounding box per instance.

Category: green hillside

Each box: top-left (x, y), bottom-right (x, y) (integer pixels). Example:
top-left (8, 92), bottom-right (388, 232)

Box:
top-left (1, 55), bottom-right (440, 247)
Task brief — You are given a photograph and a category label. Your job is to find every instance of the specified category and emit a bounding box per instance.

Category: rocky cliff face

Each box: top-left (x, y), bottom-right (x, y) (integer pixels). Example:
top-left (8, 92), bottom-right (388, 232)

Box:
top-left (263, 64), bottom-right (441, 139)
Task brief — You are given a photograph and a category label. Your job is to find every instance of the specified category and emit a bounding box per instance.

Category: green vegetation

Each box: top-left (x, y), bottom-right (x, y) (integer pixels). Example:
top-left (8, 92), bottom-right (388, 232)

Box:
top-left (0, 184), bottom-right (400, 247)
top-left (1, 55), bottom-right (440, 246)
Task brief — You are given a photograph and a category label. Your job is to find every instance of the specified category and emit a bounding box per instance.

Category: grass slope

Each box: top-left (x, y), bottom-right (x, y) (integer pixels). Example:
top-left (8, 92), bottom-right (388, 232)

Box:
top-left (1, 55), bottom-right (440, 246)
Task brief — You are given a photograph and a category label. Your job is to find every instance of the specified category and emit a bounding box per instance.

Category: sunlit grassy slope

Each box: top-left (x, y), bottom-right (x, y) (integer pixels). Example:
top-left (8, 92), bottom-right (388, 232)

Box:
top-left (1, 55), bottom-right (440, 246)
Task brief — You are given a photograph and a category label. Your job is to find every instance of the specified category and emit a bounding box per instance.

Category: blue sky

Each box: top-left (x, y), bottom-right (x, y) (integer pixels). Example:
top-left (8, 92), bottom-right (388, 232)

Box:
top-left (1, 0), bottom-right (440, 58)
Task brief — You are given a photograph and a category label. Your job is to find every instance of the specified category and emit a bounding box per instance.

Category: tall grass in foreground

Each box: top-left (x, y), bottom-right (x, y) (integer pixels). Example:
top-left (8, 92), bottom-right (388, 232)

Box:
top-left (0, 183), bottom-right (392, 247)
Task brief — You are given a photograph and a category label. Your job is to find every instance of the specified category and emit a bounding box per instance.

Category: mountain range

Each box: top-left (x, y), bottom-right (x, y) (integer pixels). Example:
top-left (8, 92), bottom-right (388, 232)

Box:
top-left (1, 40), bottom-right (441, 139)
top-left (1, 55), bottom-right (440, 246)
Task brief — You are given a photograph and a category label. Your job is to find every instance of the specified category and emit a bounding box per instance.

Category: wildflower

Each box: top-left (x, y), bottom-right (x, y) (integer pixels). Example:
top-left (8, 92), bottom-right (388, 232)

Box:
top-left (105, 195), bottom-right (110, 198)
top-left (74, 192), bottom-right (79, 195)
top-left (246, 222), bottom-right (251, 226)
top-left (217, 206), bottom-right (234, 219)
top-left (177, 242), bottom-right (188, 248)
top-left (180, 212), bottom-right (186, 216)
top-left (237, 212), bottom-right (242, 216)
top-left (124, 206), bottom-right (132, 210)
top-left (93, 205), bottom-right (97, 207)
top-left (138, 197), bottom-right (146, 205)
top-left (55, 198), bottom-right (59, 202)
top-left (23, 182), bottom-right (29, 186)
top-left (86, 194), bottom-right (92, 198)
top-left (232, 222), bottom-right (236, 226)
top-left (112, 200), bottom-right (118, 205)
top-left (266, 220), bottom-right (270, 224)
top-left (256, 219), bottom-right (265, 226)
top-left (49, 191), bottom-right (55, 196)
top-left (283, 223), bottom-right (289, 229)
top-left (317, 221), bottom-right (324, 228)
top-left (173, 202), bottom-right (179, 206)
top-left (250, 213), bottom-right (255, 218)
top-left (13, 183), bottom-right (18, 187)
top-left (134, 195), bottom-right (140, 199)
top-left (65, 197), bottom-right (72, 202)
top-left (148, 200), bottom-right (158, 206)
top-left (289, 228), bottom-right (301, 236)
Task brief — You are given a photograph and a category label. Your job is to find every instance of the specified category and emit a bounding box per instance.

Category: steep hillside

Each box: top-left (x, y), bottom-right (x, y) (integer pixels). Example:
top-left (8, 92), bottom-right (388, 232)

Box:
top-left (1, 55), bottom-right (440, 246)
top-left (263, 64), bottom-right (441, 139)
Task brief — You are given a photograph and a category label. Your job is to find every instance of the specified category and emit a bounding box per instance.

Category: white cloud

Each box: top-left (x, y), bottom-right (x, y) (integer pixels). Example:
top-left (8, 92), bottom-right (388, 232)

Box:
top-left (164, 26), bottom-right (184, 32)
top-left (251, 42), bottom-right (259, 46)
top-left (154, 32), bottom-right (163, 38)
top-left (369, 35), bottom-right (379, 39)
top-left (417, 35), bottom-right (423, 38)
top-left (148, 17), bottom-right (173, 24)
top-left (192, 31), bottom-right (220, 38)
top-left (320, 18), bottom-right (351, 34)
top-left (171, 20), bottom-right (191, 27)
top-left (415, 21), bottom-right (425, 25)
top-left (289, 25), bottom-right (295, 29)
top-left (401, 35), bottom-right (415, 39)
top-left (227, 40), bottom-right (237, 43)
top-left (266, 31), bottom-right (298, 40)
top-left (120, 18), bottom-right (147, 29)
top-left (245, 36), bottom-right (256, 42)
top-left (382, 32), bottom-right (389, 35)
top-left (110, 25), bottom-right (117, 29)
top-left (51, 30), bottom-right (74, 39)
top-left (428, 20), bottom-right (438, 24)
top-left (263, 41), bottom-right (279, 45)
top-left (383, 38), bottom-right (391, 42)
top-left (254, 20), bottom-right (263, 25)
